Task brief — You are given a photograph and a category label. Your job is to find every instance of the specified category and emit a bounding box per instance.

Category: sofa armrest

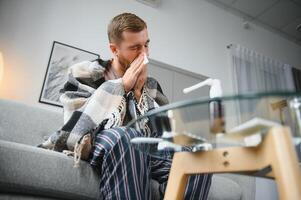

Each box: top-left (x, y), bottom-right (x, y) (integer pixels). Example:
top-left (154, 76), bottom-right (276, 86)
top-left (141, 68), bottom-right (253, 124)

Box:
top-left (0, 140), bottom-right (99, 200)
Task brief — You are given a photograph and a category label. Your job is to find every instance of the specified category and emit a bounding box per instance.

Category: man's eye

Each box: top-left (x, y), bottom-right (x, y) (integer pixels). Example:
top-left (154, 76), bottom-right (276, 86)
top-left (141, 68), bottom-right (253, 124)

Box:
top-left (129, 44), bottom-right (148, 51)
top-left (130, 46), bottom-right (140, 51)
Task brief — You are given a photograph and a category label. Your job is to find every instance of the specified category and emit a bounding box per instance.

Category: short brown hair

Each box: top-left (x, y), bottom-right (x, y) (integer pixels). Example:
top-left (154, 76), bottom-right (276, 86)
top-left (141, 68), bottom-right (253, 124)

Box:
top-left (108, 13), bottom-right (147, 43)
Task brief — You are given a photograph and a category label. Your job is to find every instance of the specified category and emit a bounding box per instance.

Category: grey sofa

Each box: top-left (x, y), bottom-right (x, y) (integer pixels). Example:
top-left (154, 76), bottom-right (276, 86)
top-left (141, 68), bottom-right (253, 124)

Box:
top-left (0, 99), bottom-right (100, 200)
top-left (0, 99), bottom-right (255, 200)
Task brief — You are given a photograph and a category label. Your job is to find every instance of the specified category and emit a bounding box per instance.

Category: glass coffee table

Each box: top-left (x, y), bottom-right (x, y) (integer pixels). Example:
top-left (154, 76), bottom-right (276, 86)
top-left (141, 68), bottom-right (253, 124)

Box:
top-left (126, 91), bottom-right (301, 200)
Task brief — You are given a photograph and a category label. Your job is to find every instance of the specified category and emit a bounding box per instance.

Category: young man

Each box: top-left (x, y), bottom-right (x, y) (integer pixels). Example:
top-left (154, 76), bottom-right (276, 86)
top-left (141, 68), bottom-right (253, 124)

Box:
top-left (42, 13), bottom-right (212, 199)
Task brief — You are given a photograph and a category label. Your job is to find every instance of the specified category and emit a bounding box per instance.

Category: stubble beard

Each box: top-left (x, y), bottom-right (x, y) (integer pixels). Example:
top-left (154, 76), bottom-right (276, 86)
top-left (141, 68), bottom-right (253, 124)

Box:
top-left (117, 56), bottom-right (131, 73)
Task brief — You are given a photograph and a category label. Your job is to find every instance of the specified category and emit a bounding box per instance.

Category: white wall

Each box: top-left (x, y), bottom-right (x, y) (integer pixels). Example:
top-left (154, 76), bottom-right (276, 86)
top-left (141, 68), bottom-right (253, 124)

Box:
top-left (0, 0), bottom-right (301, 112)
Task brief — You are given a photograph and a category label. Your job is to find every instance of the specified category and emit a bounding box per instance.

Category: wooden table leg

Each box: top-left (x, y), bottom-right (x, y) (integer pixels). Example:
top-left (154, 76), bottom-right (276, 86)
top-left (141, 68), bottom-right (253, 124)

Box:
top-left (267, 127), bottom-right (301, 199)
top-left (164, 127), bottom-right (301, 200)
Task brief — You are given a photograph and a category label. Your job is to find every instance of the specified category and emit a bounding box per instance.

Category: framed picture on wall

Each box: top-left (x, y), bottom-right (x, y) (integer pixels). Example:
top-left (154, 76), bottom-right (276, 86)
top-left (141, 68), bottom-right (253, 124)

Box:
top-left (39, 41), bottom-right (99, 107)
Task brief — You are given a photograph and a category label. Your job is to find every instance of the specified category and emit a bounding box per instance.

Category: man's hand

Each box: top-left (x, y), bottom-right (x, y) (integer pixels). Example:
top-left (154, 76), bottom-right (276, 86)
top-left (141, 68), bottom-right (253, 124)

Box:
top-left (122, 54), bottom-right (145, 93)
top-left (134, 61), bottom-right (147, 100)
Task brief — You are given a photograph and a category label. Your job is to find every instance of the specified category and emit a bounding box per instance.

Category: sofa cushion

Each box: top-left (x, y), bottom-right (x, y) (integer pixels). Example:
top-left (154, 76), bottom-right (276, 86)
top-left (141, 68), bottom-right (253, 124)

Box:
top-left (0, 140), bottom-right (99, 200)
top-left (208, 175), bottom-right (242, 200)
top-left (0, 99), bottom-right (63, 146)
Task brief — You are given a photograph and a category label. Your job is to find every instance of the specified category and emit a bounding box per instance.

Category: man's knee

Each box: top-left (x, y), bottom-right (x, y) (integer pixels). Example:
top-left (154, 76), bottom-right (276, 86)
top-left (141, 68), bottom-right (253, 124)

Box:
top-left (111, 126), bottom-right (142, 143)
top-left (96, 126), bottom-right (141, 146)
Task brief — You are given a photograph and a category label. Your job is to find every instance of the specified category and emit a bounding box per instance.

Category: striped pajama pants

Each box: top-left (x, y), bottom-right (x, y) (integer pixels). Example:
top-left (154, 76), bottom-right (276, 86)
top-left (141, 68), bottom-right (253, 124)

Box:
top-left (90, 127), bottom-right (212, 200)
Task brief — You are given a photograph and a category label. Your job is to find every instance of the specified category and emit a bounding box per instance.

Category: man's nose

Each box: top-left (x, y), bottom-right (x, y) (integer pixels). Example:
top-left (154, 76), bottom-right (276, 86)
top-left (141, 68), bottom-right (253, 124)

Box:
top-left (140, 46), bottom-right (149, 56)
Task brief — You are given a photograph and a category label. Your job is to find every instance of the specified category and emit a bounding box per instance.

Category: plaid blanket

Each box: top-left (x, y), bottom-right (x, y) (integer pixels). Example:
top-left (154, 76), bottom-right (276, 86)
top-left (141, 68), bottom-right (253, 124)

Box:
top-left (39, 58), bottom-right (169, 163)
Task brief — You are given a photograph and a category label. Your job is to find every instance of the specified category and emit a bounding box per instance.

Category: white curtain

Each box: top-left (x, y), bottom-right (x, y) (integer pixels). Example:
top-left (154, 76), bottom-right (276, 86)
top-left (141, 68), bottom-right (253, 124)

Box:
top-left (231, 44), bottom-right (295, 94)
top-left (230, 44), bottom-right (296, 125)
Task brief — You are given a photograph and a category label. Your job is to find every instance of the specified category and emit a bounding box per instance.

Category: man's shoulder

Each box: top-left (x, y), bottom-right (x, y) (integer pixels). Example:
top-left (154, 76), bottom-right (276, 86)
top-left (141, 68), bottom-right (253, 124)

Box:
top-left (145, 76), bottom-right (168, 105)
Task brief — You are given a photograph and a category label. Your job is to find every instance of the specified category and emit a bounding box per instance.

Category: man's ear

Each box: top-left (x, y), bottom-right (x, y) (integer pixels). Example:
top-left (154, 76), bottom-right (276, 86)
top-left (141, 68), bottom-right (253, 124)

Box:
top-left (109, 43), bottom-right (118, 57)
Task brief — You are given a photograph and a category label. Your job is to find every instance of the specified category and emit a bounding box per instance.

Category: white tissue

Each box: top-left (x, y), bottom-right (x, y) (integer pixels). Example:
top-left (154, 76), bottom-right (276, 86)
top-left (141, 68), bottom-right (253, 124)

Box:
top-left (143, 53), bottom-right (149, 64)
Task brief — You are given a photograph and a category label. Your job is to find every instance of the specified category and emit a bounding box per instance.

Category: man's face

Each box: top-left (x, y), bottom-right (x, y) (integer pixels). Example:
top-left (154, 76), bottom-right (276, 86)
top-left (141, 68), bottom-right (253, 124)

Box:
top-left (114, 28), bottom-right (149, 70)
